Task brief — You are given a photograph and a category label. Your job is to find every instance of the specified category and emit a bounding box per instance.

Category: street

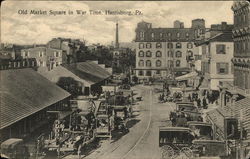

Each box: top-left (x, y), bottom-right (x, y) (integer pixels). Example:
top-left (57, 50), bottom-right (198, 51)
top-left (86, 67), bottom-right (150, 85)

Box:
top-left (77, 84), bottom-right (175, 159)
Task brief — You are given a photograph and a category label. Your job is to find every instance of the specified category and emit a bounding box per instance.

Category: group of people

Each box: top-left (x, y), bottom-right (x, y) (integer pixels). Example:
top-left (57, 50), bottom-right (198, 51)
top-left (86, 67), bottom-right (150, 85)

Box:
top-left (187, 91), bottom-right (208, 109)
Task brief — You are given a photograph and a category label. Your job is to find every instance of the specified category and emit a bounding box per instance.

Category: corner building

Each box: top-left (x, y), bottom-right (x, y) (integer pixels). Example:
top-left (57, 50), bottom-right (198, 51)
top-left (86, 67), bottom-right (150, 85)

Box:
top-left (134, 20), bottom-right (204, 80)
top-left (231, 1), bottom-right (250, 91)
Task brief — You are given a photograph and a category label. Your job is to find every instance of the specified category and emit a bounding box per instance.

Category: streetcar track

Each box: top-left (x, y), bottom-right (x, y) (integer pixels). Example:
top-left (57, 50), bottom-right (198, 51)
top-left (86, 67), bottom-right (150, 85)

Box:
top-left (121, 88), bottom-right (153, 159)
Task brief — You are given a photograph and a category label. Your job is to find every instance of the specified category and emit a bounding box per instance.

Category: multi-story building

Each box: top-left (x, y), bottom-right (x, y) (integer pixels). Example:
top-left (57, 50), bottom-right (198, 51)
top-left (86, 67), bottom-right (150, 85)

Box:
top-left (198, 32), bottom-right (234, 90)
top-left (134, 20), bottom-right (203, 80)
top-left (231, 1), bottom-right (250, 92)
top-left (21, 47), bottom-right (66, 70)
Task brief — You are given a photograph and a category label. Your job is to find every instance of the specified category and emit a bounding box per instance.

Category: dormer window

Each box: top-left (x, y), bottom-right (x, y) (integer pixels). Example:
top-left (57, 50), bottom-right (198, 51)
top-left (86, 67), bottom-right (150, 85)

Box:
top-left (140, 32), bottom-right (144, 40)
top-left (177, 32), bottom-right (180, 38)
top-left (160, 33), bottom-right (163, 39)
top-left (151, 33), bottom-right (155, 39)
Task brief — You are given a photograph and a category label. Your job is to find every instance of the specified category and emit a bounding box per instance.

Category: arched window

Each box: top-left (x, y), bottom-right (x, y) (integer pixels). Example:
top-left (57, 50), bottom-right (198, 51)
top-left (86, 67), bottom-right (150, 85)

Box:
top-left (139, 43), bottom-right (144, 49)
top-left (146, 60), bottom-right (151, 67)
top-left (139, 51), bottom-right (144, 57)
top-left (176, 42), bottom-right (182, 48)
top-left (146, 43), bottom-right (152, 49)
top-left (187, 42), bottom-right (193, 49)
top-left (156, 60), bottom-right (162, 67)
top-left (167, 43), bottom-right (173, 49)
top-left (156, 42), bottom-right (162, 48)
top-left (146, 51), bottom-right (152, 57)
top-left (176, 60), bottom-right (181, 67)
top-left (156, 51), bottom-right (162, 57)
top-left (138, 60), bottom-right (144, 67)
top-left (176, 51), bottom-right (182, 58)
top-left (188, 51), bottom-right (193, 57)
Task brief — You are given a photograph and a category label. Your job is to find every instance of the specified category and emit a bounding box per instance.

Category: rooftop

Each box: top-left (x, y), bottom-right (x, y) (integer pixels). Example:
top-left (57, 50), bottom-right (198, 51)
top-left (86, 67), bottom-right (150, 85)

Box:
top-left (0, 68), bottom-right (70, 129)
top-left (63, 61), bottom-right (111, 84)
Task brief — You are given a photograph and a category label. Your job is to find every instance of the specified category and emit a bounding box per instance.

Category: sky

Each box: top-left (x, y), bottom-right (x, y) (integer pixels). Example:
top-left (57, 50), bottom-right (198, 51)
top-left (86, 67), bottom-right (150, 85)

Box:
top-left (1, 1), bottom-right (234, 45)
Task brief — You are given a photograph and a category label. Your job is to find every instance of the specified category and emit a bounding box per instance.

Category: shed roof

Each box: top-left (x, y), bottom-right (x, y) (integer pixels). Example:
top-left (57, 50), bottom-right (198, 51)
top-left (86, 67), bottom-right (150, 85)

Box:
top-left (38, 66), bottom-right (92, 86)
top-left (0, 68), bottom-right (70, 129)
top-left (63, 61), bottom-right (111, 84)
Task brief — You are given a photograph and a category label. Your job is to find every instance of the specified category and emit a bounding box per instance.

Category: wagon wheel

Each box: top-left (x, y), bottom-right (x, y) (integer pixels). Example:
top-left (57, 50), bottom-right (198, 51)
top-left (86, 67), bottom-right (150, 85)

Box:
top-left (161, 145), bottom-right (175, 159)
top-left (180, 147), bottom-right (193, 159)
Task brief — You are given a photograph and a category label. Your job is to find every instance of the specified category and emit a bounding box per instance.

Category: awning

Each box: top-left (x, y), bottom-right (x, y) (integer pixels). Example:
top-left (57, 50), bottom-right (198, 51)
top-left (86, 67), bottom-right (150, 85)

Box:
top-left (175, 72), bottom-right (198, 81)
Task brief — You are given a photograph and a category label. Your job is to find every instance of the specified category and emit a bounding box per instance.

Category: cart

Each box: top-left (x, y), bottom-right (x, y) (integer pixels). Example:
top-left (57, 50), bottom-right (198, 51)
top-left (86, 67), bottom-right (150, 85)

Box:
top-left (95, 114), bottom-right (112, 139)
top-left (159, 127), bottom-right (195, 159)
top-left (170, 103), bottom-right (203, 126)
top-left (1, 138), bottom-right (29, 159)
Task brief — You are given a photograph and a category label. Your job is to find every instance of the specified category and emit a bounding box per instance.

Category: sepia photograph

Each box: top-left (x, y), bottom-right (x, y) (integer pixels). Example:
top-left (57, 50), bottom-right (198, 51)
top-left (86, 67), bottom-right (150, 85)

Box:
top-left (0, 0), bottom-right (250, 159)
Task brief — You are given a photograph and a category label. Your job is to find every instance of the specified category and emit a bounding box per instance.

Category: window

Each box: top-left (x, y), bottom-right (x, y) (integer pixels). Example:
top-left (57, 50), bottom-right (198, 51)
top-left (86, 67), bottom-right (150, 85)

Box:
top-left (186, 32), bottom-right (189, 38)
top-left (146, 51), bottom-right (152, 57)
top-left (146, 43), bottom-right (152, 49)
top-left (188, 51), bottom-right (193, 57)
top-left (187, 42), bottom-right (193, 49)
top-left (168, 32), bottom-right (172, 37)
top-left (160, 33), bottom-right (163, 39)
top-left (140, 32), bottom-right (144, 40)
top-left (176, 60), bottom-right (181, 67)
top-left (55, 51), bottom-right (60, 57)
top-left (139, 43), bottom-right (144, 49)
top-left (139, 51), bottom-right (144, 57)
top-left (156, 43), bottom-right (162, 48)
top-left (146, 70), bottom-right (152, 76)
top-left (146, 60), bottom-right (151, 67)
top-left (176, 51), bottom-right (182, 58)
top-left (216, 44), bottom-right (226, 54)
top-left (167, 43), bottom-right (173, 49)
top-left (139, 70), bottom-right (144, 76)
top-left (138, 60), bottom-right (144, 67)
top-left (151, 33), bottom-right (155, 39)
top-left (156, 51), bottom-right (162, 57)
top-left (39, 51), bottom-right (43, 57)
top-left (24, 52), bottom-right (29, 57)
top-left (176, 42), bottom-right (182, 48)
top-left (177, 32), bottom-right (180, 38)
top-left (217, 63), bottom-right (229, 74)
top-left (156, 60), bottom-right (162, 67)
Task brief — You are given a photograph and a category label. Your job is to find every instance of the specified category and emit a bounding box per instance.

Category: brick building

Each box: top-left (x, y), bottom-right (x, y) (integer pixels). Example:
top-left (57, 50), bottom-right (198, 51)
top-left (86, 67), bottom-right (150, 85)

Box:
top-left (21, 47), bottom-right (66, 70)
top-left (231, 1), bottom-right (250, 91)
top-left (134, 20), bottom-right (204, 80)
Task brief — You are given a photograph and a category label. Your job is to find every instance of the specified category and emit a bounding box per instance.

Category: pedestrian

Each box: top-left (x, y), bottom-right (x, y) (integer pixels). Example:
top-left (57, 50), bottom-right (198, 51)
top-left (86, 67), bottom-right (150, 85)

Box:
top-left (203, 97), bottom-right (208, 109)
top-left (188, 94), bottom-right (191, 102)
top-left (197, 98), bottom-right (201, 108)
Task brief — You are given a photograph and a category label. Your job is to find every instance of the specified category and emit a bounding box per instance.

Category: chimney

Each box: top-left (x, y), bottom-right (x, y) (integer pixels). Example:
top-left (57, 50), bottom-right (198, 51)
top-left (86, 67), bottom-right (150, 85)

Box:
top-left (221, 22), bottom-right (227, 30)
top-left (115, 22), bottom-right (119, 49)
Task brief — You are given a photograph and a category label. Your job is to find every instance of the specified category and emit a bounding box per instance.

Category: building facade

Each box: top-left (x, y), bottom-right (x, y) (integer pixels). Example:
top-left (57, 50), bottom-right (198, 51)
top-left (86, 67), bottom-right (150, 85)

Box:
top-left (21, 47), bottom-right (66, 70)
top-left (134, 20), bottom-right (203, 80)
top-left (232, 1), bottom-right (250, 92)
top-left (200, 33), bottom-right (234, 90)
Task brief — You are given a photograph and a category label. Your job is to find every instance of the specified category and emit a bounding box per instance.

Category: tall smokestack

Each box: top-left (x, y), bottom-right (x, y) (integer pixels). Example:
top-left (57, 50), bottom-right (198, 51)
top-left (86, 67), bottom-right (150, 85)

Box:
top-left (115, 22), bottom-right (119, 49)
